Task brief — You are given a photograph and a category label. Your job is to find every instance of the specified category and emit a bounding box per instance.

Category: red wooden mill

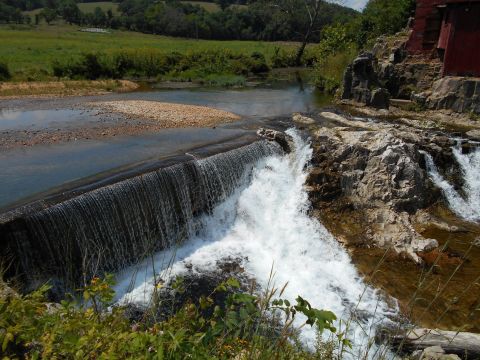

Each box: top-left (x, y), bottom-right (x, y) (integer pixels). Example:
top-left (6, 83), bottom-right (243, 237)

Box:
top-left (406, 0), bottom-right (480, 77)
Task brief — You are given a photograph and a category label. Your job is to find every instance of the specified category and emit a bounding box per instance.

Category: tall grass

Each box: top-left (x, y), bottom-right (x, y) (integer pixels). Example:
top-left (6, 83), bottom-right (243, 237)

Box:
top-left (51, 49), bottom-right (271, 84)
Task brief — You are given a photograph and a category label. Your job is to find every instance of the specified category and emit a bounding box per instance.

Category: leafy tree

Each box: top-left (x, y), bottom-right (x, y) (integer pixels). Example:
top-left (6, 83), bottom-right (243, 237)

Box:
top-left (351, 0), bottom-right (416, 47)
top-left (215, 0), bottom-right (230, 11)
top-left (40, 7), bottom-right (57, 24)
top-left (58, 0), bottom-right (81, 24)
top-left (92, 6), bottom-right (107, 26)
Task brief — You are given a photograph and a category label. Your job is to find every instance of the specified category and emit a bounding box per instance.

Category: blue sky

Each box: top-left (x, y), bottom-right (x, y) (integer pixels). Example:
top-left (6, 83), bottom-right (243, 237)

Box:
top-left (341, 0), bottom-right (368, 11)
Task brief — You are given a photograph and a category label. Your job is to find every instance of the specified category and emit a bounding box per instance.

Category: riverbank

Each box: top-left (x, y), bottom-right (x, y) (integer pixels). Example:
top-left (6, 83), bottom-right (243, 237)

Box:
top-left (0, 79), bottom-right (139, 98)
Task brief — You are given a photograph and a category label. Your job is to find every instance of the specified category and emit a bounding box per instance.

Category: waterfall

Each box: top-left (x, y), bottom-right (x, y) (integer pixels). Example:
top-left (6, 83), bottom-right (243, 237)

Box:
top-left (422, 142), bottom-right (480, 222)
top-left (0, 141), bottom-right (280, 289)
top-left (116, 129), bottom-right (396, 357)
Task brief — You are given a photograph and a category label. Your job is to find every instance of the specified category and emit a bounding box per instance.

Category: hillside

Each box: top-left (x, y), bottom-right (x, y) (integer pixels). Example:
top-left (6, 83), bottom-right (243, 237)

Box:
top-left (1, 0), bottom-right (358, 42)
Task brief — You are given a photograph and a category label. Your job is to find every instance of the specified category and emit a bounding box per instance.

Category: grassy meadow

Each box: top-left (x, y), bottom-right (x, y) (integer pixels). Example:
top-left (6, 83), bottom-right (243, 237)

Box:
top-left (0, 24), bottom-right (298, 82)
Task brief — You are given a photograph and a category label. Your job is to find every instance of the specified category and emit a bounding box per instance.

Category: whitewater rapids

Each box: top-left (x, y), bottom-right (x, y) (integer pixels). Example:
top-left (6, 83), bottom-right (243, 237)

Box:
top-left (422, 142), bottom-right (480, 222)
top-left (115, 129), bottom-right (396, 356)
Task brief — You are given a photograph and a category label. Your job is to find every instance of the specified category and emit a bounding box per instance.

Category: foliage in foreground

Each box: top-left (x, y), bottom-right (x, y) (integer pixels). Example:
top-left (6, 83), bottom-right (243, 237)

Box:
top-left (0, 275), bottom-right (348, 359)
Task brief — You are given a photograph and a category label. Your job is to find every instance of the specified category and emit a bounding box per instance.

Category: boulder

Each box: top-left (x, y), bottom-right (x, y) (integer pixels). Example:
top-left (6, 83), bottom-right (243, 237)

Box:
top-left (370, 88), bottom-right (390, 109)
top-left (292, 113), bottom-right (315, 125)
top-left (257, 128), bottom-right (293, 153)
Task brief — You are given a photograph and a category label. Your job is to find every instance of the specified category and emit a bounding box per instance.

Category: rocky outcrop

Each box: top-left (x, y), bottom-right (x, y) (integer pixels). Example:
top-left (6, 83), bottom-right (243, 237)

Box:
top-left (342, 52), bottom-right (390, 109)
top-left (341, 34), bottom-right (480, 115)
top-left (426, 77), bottom-right (480, 114)
top-left (304, 112), bottom-right (459, 263)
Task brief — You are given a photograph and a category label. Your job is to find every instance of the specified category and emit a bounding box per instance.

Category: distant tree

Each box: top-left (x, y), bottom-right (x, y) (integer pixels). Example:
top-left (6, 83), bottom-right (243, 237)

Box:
top-left (58, 0), bottom-right (81, 24)
top-left (42, 0), bottom-right (57, 9)
top-left (215, 0), bottom-right (230, 11)
top-left (40, 7), bottom-right (57, 24)
top-left (271, 0), bottom-right (347, 65)
top-left (351, 0), bottom-right (416, 47)
top-left (92, 6), bottom-right (107, 26)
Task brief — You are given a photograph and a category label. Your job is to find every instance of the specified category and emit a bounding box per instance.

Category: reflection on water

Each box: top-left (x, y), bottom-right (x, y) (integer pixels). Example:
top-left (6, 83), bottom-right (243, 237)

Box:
top-left (0, 109), bottom-right (88, 131)
top-left (112, 84), bottom-right (332, 118)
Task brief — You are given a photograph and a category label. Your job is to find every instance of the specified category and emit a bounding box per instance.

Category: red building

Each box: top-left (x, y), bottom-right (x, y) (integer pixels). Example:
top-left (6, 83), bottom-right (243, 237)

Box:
top-left (406, 0), bottom-right (480, 77)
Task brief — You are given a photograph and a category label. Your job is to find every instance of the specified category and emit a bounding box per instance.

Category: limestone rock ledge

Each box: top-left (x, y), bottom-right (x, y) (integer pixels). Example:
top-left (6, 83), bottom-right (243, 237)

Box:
top-left (302, 112), bottom-right (459, 264)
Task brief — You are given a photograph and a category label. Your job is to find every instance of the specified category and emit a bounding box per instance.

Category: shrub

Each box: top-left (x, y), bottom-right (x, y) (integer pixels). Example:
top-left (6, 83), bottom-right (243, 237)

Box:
top-left (0, 275), bottom-right (345, 359)
top-left (271, 47), bottom-right (297, 68)
top-left (0, 62), bottom-right (11, 81)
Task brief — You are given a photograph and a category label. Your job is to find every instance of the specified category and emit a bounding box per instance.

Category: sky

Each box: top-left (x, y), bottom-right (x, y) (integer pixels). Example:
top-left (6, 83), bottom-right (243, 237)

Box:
top-left (341, 0), bottom-right (368, 11)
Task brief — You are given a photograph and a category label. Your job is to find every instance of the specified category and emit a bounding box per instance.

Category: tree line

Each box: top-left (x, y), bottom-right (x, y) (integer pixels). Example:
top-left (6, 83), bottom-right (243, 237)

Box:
top-left (0, 0), bottom-right (358, 42)
top-left (0, 0), bottom-right (415, 50)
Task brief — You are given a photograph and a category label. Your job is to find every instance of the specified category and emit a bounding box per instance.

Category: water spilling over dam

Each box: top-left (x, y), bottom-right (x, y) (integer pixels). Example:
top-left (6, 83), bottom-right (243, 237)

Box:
top-left (115, 129), bottom-right (396, 356)
top-left (0, 140), bottom-right (281, 290)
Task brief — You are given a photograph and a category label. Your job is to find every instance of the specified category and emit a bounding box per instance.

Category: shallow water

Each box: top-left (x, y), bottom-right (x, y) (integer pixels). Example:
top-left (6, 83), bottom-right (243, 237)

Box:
top-left (0, 83), bottom-right (330, 210)
top-left (0, 108), bottom-right (91, 131)
top-left (0, 128), bottom-right (257, 210)
top-left (115, 84), bottom-right (332, 118)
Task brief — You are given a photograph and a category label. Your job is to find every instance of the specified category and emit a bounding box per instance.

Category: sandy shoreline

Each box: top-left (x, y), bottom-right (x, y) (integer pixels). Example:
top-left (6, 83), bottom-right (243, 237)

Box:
top-left (89, 100), bottom-right (241, 128)
top-left (0, 100), bottom-right (242, 150)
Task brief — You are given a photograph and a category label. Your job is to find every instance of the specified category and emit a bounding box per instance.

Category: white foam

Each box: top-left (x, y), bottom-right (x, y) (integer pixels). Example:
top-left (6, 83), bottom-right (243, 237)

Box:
top-left (115, 129), bottom-right (395, 357)
top-left (422, 143), bottom-right (480, 222)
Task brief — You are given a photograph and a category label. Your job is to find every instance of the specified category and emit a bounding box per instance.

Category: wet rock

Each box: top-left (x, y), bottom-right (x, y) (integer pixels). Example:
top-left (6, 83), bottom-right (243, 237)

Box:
top-left (304, 116), bottom-right (450, 263)
top-left (292, 113), bottom-right (315, 125)
top-left (257, 128), bottom-right (293, 153)
top-left (466, 129), bottom-right (480, 141)
top-left (123, 257), bottom-right (254, 323)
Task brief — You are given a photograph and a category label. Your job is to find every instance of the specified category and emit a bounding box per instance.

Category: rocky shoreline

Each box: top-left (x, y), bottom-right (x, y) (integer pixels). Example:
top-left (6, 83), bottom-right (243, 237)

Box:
top-left (288, 109), bottom-right (480, 336)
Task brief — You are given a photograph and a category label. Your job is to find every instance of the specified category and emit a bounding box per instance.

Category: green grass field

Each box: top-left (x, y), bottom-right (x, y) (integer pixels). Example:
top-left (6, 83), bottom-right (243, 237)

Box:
top-left (0, 24), bottom-right (297, 81)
